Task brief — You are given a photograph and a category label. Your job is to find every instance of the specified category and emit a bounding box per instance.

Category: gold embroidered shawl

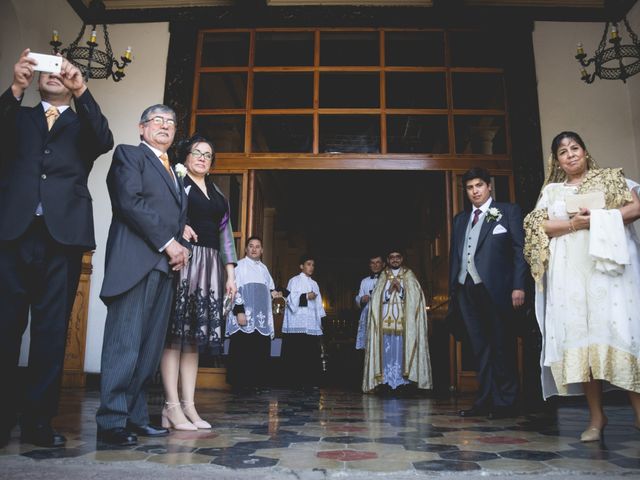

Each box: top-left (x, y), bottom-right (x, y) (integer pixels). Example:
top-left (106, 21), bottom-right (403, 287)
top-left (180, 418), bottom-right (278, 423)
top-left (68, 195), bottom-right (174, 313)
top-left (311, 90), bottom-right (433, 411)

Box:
top-left (524, 167), bottom-right (632, 284)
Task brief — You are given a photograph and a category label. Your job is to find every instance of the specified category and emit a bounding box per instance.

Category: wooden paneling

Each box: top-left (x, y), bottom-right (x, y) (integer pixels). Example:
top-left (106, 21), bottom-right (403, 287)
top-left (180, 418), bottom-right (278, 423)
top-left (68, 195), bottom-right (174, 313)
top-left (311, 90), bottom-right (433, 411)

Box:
top-left (62, 251), bottom-right (93, 388)
top-left (195, 28), bottom-right (512, 170)
top-left (215, 156), bottom-right (513, 171)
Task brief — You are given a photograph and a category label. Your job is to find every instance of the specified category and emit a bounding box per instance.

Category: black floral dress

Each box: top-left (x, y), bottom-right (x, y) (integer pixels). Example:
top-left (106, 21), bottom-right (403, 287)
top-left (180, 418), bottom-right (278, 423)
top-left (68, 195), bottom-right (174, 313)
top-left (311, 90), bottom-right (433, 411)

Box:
top-left (167, 176), bottom-right (237, 354)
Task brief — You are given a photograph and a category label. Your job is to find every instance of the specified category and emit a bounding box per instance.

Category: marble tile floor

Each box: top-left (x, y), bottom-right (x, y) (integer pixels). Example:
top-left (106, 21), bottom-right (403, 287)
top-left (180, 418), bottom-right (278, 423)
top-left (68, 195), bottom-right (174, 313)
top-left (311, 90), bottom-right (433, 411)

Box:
top-left (1, 387), bottom-right (639, 479)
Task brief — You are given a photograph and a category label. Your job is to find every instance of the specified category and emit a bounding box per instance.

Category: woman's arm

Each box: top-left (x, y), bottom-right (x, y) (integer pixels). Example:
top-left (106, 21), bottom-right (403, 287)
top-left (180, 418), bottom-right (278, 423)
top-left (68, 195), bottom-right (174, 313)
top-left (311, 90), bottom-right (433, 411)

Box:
top-left (543, 209), bottom-right (590, 238)
top-left (225, 263), bottom-right (237, 298)
top-left (619, 188), bottom-right (640, 225)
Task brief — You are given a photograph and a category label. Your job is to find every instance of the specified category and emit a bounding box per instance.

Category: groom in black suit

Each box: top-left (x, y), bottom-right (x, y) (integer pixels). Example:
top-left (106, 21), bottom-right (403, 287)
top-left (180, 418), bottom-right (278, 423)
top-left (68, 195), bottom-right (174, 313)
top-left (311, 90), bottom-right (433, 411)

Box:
top-left (0, 49), bottom-right (113, 448)
top-left (96, 104), bottom-right (190, 446)
top-left (449, 167), bottom-right (527, 419)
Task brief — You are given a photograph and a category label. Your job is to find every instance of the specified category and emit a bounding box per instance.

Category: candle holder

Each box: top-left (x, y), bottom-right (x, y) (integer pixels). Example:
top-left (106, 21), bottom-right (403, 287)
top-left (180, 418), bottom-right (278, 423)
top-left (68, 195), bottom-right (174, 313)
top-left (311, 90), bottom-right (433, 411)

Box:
top-left (49, 1), bottom-right (132, 82)
top-left (574, 16), bottom-right (640, 84)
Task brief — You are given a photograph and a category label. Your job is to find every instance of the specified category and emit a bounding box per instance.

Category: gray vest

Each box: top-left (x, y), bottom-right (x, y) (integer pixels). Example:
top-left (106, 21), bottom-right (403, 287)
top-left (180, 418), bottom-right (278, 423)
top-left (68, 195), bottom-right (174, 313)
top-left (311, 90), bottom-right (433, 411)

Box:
top-left (457, 212), bottom-right (484, 285)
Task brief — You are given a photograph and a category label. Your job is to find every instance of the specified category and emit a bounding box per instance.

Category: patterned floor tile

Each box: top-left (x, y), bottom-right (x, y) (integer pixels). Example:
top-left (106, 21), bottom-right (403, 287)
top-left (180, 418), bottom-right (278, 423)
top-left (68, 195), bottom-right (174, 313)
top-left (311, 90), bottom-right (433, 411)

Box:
top-left (439, 450), bottom-right (499, 462)
top-left (2, 387), bottom-right (639, 476)
top-left (211, 453), bottom-right (279, 468)
top-left (317, 449), bottom-right (378, 461)
top-left (480, 458), bottom-right (549, 472)
top-left (546, 457), bottom-right (626, 472)
top-left (413, 458), bottom-right (481, 471)
top-left (146, 452), bottom-right (214, 465)
top-left (498, 448), bottom-right (561, 461)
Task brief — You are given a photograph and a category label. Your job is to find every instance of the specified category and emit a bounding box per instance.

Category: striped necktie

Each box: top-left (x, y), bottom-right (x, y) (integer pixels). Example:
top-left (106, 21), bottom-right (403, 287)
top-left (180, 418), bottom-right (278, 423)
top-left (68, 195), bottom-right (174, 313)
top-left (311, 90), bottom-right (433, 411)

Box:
top-left (472, 209), bottom-right (482, 227)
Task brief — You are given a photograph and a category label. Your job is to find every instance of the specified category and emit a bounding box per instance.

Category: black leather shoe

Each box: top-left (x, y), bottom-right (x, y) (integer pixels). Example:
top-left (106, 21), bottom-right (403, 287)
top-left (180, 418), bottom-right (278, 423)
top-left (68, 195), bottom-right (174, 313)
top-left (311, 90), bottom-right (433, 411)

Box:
top-left (97, 427), bottom-right (137, 446)
top-left (458, 407), bottom-right (488, 417)
top-left (20, 424), bottom-right (66, 448)
top-left (126, 422), bottom-right (169, 437)
top-left (487, 406), bottom-right (517, 420)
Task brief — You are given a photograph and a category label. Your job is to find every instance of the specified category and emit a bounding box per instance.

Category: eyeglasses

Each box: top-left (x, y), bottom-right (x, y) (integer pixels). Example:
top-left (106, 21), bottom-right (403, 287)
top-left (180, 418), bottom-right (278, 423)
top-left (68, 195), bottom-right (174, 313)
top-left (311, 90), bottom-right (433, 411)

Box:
top-left (190, 149), bottom-right (213, 160)
top-left (143, 116), bottom-right (176, 128)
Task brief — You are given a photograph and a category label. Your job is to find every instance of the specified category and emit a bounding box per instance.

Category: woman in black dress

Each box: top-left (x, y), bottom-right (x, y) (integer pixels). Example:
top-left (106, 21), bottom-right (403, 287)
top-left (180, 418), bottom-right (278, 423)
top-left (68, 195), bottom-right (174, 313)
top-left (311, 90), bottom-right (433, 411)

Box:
top-left (160, 134), bottom-right (237, 430)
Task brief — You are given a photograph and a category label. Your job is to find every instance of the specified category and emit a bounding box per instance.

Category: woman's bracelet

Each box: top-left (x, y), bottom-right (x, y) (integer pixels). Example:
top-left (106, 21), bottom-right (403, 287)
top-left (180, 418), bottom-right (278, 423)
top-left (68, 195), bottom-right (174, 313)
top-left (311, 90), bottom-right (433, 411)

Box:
top-left (568, 218), bottom-right (576, 233)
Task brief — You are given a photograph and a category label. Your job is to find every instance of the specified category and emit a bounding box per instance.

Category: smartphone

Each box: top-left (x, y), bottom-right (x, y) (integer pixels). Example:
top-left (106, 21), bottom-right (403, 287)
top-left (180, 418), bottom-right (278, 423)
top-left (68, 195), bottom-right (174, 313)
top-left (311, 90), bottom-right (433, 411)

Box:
top-left (27, 52), bottom-right (62, 74)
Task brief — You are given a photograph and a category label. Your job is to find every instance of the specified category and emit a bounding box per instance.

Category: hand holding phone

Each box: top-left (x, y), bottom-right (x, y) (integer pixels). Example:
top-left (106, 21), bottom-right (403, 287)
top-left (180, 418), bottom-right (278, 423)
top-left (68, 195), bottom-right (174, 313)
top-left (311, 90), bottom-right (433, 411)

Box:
top-left (27, 52), bottom-right (62, 74)
top-left (12, 49), bottom-right (37, 96)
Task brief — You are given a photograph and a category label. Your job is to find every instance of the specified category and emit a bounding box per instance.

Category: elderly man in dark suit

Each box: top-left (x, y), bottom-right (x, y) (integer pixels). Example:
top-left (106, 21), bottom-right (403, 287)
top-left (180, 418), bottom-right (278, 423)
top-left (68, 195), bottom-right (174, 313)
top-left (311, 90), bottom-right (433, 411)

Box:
top-left (0, 48), bottom-right (113, 448)
top-left (96, 104), bottom-right (190, 446)
top-left (449, 167), bottom-right (527, 419)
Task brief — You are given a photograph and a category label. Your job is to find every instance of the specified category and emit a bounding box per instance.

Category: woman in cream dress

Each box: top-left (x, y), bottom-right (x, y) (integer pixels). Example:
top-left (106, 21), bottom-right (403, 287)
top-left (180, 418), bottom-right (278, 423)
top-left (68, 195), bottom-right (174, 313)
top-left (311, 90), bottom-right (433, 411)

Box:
top-left (524, 131), bottom-right (640, 442)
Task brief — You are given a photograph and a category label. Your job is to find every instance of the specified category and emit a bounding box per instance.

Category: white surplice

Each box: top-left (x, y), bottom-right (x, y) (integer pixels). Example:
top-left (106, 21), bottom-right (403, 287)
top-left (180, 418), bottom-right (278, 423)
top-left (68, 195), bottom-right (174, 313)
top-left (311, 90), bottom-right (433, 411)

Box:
top-left (355, 274), bottom-right (379, 350)
top-left (226, 257), bottom-right (275, 338)
top-left (282, 272), bottom-right (326, 335)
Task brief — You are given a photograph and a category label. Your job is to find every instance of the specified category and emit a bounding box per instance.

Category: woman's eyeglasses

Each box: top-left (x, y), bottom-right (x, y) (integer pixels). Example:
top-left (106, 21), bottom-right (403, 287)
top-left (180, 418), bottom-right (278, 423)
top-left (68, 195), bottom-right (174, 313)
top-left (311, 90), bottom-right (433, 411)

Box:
top-left (190, 149), bottom-right (213, 160)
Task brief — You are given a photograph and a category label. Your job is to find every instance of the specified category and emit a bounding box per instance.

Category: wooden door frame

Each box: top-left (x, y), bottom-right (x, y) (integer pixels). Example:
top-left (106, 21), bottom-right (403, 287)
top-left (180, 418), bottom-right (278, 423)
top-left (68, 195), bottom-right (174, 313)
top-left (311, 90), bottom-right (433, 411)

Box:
top-left (197, 165), bottom-right (515, 391)
top-left (196, 168), bottom-right (249, 390)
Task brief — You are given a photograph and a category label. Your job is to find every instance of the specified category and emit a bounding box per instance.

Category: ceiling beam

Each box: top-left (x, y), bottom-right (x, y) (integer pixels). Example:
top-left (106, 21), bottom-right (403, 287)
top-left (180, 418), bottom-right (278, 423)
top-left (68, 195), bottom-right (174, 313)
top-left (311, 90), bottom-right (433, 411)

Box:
top-left (64, 0), bottom-right (638, 24)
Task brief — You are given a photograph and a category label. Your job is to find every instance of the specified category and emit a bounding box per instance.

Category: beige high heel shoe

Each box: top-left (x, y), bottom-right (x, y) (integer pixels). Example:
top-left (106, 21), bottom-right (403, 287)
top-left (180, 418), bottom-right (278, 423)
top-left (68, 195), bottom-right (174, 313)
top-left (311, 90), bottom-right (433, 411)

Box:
top-left (580, 420), bottom-right (607, 442)
top-left (181, 401), bottom-right (211, 429)
top-left (579, 427), bottom-right (602, 442)
top-left (161, 402), bottom-right (197, 431)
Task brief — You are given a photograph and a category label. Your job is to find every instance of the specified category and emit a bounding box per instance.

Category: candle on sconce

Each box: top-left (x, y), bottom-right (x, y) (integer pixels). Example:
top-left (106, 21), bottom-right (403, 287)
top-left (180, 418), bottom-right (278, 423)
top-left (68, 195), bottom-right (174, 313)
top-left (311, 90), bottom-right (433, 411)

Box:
top-left (124, 46), bottom-right (132, 61)
top-left (576, 42), bottom-right (584, 55)
top-left (89, 30), bottom-right (97, 43)
top-left (611, 25), bottom-right (619, 39)
top-left (52, 30), bottom-right (60, 43)
top-left (580, 67), bottom-right (588, 78)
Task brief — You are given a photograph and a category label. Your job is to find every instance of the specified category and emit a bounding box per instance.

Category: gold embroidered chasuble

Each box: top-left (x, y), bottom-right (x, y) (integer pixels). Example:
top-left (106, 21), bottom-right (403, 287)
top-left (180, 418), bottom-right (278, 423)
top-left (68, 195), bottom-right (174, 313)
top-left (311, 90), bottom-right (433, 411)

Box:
top-left (362, 267), bottom-right (432, 392)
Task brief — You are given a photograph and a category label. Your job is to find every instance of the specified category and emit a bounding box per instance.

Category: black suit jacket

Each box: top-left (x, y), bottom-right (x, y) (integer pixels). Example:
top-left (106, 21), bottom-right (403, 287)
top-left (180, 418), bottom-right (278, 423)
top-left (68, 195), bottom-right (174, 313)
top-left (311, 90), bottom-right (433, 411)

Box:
top-left (448, 200), bottom-right (528, 311)
top-left (100, 143), bottom-right (188, 301)
top-left (0, 87), bottom-right (113, 249)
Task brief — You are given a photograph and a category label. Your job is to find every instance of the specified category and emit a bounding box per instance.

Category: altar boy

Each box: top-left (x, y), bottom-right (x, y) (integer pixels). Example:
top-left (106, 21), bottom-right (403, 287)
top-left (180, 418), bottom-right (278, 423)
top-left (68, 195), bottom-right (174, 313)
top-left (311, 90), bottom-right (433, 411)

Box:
top-left (281, 255), bottom-right (326, 389)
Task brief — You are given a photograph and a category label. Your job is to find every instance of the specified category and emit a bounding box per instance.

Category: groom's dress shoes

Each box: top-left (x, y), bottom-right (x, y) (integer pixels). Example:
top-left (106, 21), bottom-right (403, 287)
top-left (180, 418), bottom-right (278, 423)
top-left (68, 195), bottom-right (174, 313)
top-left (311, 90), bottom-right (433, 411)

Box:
top-left (126, 422), bottom-right (169, 437)
top-left (20, 424), bottom-right (66, 448)
top-left (97, 427), bottom-right (137, 446)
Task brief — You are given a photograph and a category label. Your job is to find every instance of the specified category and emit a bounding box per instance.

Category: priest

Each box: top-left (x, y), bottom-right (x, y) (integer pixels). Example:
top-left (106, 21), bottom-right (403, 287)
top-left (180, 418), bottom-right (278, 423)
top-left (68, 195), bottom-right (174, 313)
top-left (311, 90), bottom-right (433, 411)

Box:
top-left (363, 249), bottom-right (432, 393)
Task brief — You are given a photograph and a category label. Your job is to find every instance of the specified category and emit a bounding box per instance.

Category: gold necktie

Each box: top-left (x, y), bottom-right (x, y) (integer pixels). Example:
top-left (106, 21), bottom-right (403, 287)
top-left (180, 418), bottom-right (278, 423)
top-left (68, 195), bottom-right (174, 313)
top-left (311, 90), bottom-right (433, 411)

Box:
top-left (159, 153), bottom-right (175, 179)
top-left (45, 106), bottom-right (60, 131)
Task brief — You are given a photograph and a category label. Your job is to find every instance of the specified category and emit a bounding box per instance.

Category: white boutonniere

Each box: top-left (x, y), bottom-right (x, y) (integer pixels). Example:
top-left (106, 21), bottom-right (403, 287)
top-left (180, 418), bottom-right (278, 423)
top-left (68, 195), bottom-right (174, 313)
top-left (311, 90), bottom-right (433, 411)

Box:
top-left (174, 163), bottom-right (187, 179)
top-left (486, 207), bottom-right (502, 223)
